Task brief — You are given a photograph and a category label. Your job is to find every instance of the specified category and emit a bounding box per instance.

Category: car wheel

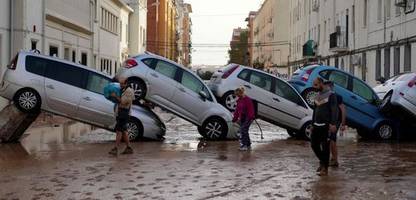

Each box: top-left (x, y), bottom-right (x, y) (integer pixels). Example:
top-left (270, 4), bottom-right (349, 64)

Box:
top-left (302, 88), bottom-right (318, 108)
top-left (300, 122), bottom-right (314, 140)
top-left (198, 118), bottom-right (228, 140)
top-left (13, 89), bottom-right (41, 113)
top-left (128, 79), bottom-right (147, 102)
top-left (380, 92), bottom-right (393, 114)
top-left (126, 119), bottom-right (144, 141)
top-left (374, 121), bottom-right (395, 140)
top-left (221, 92), bottom-right (237, 111)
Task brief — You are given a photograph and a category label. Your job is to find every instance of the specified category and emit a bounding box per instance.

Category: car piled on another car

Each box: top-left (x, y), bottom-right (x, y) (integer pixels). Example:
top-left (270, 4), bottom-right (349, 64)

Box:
top-left (208, 64), bottom-right (313, 139)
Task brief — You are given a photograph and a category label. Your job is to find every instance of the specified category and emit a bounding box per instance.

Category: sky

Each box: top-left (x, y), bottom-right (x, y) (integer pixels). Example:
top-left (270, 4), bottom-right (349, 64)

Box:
top-left (184, 0), bottom-right (264, 67)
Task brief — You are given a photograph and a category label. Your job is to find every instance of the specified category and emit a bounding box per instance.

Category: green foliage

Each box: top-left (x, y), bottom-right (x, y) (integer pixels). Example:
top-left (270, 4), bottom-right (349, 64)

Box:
top-left (228, 30), bottom-right (249, 65)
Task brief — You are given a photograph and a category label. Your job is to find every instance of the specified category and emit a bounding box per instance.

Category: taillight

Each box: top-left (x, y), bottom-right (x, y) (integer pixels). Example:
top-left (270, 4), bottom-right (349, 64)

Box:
top-left (124, 59), bottom-right (138, 68)
top-left (408, 76), bottom-right (416, 87)
top-left (7, 54), bottom-right (19, 70)
top-left (222, 65), bottom-right (239, 79)
top-left (301, 68), bottom-right (314, 82)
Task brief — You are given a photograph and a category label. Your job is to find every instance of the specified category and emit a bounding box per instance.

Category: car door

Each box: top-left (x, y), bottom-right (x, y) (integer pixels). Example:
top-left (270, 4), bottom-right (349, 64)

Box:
top-left (243, 70), bottom-right (274, 121)
top-left (146, 59), bottom-right (179, 109)
top-left (171, 69), bottom-right (214, 124)
top-left (271, 78), bottom-right (310, 128)
top-left (77, 71), bottom-right (115, 128)
top-left (44, 60), bottom-right (86, 117)
top-left (349, 77), bottom-right (381, 125)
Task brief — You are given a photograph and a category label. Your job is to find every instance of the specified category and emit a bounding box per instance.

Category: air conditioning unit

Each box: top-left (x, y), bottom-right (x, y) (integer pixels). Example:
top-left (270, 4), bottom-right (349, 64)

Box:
top-left (395, 0), bottom-right (407, 7)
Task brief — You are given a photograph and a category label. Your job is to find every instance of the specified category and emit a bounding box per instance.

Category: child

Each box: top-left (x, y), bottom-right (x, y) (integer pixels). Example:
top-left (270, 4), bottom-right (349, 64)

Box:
top-left (232, 87), bottom-right (255, 151)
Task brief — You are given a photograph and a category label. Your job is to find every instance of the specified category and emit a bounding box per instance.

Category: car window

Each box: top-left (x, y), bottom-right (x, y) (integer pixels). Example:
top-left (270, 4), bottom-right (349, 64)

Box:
top-left (274, 78), bottom-right (304, 106)
top-left (249, 71), bottom-right (272, 91)
top-left (86, 72), bottom-right (110, 95)
top-left (154, 60), bottom-right (177, 79)
top-left (25, 56), bottom-right (46, 76)
top-left (319, 70), bottom-right (331, 79)
top-left (352, 78), bottom-right (374, 102)
top-left (44, 60), bottom-right (87, 88)
top-left (142, 58), bottom-right (154, 68)
top-left (181, 70), bottom-right (213, 101)
top-left (237, 69), bottom-right (250, 81)
top-left (328, 71), bottom-right (349, 89)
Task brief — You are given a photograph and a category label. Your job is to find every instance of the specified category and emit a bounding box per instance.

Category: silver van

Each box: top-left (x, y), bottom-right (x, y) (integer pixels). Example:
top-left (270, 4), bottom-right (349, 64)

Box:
top-left (0, 51), bottom-right (165, 141)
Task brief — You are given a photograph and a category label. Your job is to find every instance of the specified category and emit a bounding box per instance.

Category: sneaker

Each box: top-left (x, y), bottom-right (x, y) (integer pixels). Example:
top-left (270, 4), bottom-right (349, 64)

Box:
top-left (239, 146), bottom-right (249, 151)
top-left (122, 147), bottom-right (134, 154)
top-left (318, 167), bottom-right (328, 176)
top-left (329, 160), bottom-right (339, 167)
top-left (109, 147), bottom-right (118, 155)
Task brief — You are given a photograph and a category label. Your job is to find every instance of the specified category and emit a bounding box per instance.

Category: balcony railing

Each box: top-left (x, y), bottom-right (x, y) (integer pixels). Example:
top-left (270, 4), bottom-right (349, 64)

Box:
top-left (329, 27), bottom-right (348, 52)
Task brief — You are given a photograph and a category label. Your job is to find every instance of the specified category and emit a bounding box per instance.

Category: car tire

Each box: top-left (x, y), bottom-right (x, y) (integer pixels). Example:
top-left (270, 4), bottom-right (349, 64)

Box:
top-left (380, 92), bottom-right (393, 114)
top-left (221, 91), bottom-right (237, 111)
top-left (126, 118), bottom-right (144, 141)
top-left (374, 121), bottom-right (396, 140)
top-left (128, 79), bottom-right (147, 103)
top-left (13, 88), bottom-right (41, 113)
top-left (299, 122), bottom-right (314, 140)
top-left (198, 117), bottom-right (228, 140)
top-left (302, 88), bottom-right (318, 108)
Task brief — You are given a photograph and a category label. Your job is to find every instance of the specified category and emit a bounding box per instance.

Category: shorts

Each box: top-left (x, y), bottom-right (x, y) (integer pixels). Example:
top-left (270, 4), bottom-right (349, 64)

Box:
top-left (115, 108), bottom-right (130, 132)
top-left (328, 132), bottom-right (337, 142)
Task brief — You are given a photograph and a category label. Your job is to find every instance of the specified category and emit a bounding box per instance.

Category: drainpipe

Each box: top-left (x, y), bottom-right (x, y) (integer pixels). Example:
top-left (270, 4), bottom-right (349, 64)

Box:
top-left (42, 0), bottom-right (46, 54)
top-left (10, 0), bottom-right (14, 59)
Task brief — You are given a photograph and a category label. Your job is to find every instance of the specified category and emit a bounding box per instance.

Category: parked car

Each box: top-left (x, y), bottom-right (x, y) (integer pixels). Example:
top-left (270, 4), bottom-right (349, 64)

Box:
top-left (289, 65), bottom-right (397, 139)
top-left (0, 51), bottom-right (166, 141)
top-left (373, 72), bottom-right (416, 119)
top-left (115, 52), bottom-right (239, 140)
top-left (208, 64), bottom-right (313, 138)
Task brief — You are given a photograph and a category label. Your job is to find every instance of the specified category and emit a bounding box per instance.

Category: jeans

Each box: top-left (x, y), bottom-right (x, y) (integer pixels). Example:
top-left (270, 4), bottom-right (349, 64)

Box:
top-left (239, 118), bottom-right (253, 147)
top-left (311, 124), bottom-right (330, 168)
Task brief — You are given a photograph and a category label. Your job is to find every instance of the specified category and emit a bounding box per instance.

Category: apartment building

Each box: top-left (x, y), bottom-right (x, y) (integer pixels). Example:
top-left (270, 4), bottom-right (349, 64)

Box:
top-left (176, 0), bottom-right (192, 67)
top-left (125, 0), bottom-right (148, 56)
top-left (245, 11), bottom-right (257, 66)
top-left (289, 0), bottom-right (416, 86)
top-left (252, 0), bottom-right (290, 76)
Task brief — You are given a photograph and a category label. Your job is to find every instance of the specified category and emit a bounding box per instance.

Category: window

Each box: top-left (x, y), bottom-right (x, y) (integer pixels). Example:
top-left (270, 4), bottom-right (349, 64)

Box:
top-left (72, 50), bottom-right (76, 62)
top-left (142, 58), bottom-right (155, 67)
top-left (25, 56), bottom-right (46, 76)
top-left (328, 71), bottom-right (349, 89)
top-left (352, 5), bottom-right (356, 33)
top-left (394, 47), bottom-right (400, 75)
top-left (396, 1), bottom-right (401, 16)
top-left (386, 0), bottom-right (391, 19)
top-left (363, 0), bottom-right (368, 27)
top-left (181, 70), bottom-right (203, 94)
top-left (377, 0), bottom-right (382, 22)
top-left (404, 44), bottom-right (411, 72)
top-left (81, 52), bottom-right (87, 66)
top-left (49, 45), bottom-right (58, 57)
top-left (384, 48), bottom-right (391, 78)
top-left (45, 60), bottom-right (86, 88)
top-left (31, 40), bottom-right (37, 50)
top-left (101, 7), bottom-right (118, 34)
top-left (352, 78), bottom-right (374, 102)
top-left (64, 48), bottom-right (70, 61)
top-left (319, 70), bottom-right (331, 79)
top-left (274, 79), bottom-right (304, 106)
top-left (249, 71), bottom-right (272, 91)
top-left (154, 60), bottom-right (177, 79)
top-left (86, 72), bottom-right (110, 95)
top-left (376, 50), bottom-right (381, 79)
top-left (237, 69), bottom-right (250, 81)
top-left (101, 58), bottom-right (111, 75)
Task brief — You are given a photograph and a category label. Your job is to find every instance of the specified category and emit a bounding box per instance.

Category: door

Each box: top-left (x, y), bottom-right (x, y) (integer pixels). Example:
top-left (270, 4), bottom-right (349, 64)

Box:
top-left (271, 78), bottom-right (309, 128)
top-left (44, 60), bottom-right (86, 117)
top-left (349, 77), bottom-right (380, 126)
top-left (171, 69), bottom-right (214, 124)
top-left (146, 59), bottom-right (179, 109)
top-left (243, 70), bottom-right (274, 121)
top-left (77, 72), bottom-right (115, 128)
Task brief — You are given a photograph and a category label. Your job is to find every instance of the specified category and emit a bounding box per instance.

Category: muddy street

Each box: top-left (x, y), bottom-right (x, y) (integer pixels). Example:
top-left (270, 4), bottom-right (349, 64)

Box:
top-left (1, 112), bottom-right (416, 200)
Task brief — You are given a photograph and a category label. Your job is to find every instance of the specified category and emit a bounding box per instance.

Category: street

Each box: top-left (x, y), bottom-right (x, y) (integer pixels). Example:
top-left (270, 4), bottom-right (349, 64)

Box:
top-left (1, 111), bottom-right (416, 200)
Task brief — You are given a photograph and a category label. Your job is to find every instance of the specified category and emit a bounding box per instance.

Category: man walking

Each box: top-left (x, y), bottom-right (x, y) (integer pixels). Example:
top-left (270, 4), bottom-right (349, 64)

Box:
top-left (232, 87), bottom-right (255, 151)
top-left (109, 77), bottom-right (135, 155)
top-left (311, 78), bottom-right (339, 176)
top-left (324, 81), bottom-right (347, 167)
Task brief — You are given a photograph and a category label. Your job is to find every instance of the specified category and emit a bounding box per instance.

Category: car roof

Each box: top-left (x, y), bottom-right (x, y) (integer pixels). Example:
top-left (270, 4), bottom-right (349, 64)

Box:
top-left (19, 50), bottom-right (112, 79)
top-left (237, 64), bottom-right (288, 81)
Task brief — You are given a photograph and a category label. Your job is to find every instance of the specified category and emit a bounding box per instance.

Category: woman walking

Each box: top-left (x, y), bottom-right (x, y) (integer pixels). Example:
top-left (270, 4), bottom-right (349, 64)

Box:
top-left (232, 87), bottom-right (255, 151)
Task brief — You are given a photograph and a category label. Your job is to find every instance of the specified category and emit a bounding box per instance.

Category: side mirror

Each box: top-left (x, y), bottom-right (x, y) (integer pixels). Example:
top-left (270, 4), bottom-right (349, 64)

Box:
top-left (199, 91), bottom-right (208, 101)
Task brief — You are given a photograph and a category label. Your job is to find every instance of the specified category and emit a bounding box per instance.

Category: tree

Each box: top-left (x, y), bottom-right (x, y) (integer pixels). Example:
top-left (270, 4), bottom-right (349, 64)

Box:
top-left (228, 30), bottom-right (249, 65)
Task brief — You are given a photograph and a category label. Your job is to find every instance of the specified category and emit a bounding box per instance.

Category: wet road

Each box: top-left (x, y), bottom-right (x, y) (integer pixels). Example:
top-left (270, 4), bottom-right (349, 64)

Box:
top-left (1, 111), bottom-right (416, 200)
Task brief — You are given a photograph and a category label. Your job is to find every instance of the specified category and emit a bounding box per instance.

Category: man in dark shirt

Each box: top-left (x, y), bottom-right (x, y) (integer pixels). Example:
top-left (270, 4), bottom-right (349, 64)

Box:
top-left (311, 77), bottom-right (339, 176)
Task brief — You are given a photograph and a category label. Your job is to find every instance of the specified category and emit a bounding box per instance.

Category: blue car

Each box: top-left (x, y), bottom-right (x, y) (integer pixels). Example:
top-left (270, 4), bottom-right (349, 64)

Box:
top-left (289, 65), bottom-right (397, 140)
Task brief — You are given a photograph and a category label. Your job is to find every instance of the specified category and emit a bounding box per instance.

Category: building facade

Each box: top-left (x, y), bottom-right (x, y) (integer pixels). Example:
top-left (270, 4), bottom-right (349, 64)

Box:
top-left (147, 0), bottom-right (177, 61)
top-left (176, 0), bottom-right (192, 67)
top-left (252, 0), bottom-right (290, 76)
top-left (246, 11), bottom-right (257, 66)
top-left (125, 0), bottom-right (147, 56)
top-left (289, 0), bottom-right (416, 86)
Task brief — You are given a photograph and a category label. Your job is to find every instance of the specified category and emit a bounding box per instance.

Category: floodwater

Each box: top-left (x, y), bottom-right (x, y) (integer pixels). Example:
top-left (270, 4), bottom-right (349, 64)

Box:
top-left (1, 112), bottom-right (416, 200)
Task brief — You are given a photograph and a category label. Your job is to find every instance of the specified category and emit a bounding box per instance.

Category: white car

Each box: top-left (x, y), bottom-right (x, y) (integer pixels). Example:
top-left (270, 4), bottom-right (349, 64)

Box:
top-left (116, 52), bottom-right (238, 140)
top-left (0, 51), bottom-right (166, 141)
top-left (208, 64), bottom-right (313, 138)
top-left (374, 72), bottom-right (416, 119)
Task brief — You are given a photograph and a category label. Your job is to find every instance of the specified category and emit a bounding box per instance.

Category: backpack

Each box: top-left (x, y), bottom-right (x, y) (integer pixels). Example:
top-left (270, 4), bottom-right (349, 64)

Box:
top-left (104, 83), bottom-right (121, 103)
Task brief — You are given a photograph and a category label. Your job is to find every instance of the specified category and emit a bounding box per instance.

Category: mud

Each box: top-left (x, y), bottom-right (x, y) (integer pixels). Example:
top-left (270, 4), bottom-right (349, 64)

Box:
top-left (1, 112), bottom-right (416, 200)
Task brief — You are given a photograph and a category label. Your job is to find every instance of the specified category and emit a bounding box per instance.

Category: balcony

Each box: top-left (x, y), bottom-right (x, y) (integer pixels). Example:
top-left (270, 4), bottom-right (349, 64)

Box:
top-left (329, 26), bottom-right (348, 52)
